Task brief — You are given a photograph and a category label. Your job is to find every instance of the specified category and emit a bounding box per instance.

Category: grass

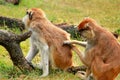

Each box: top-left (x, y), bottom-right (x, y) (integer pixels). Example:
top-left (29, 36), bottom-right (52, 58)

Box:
top-left (0, 0), bottom-right (120, 80)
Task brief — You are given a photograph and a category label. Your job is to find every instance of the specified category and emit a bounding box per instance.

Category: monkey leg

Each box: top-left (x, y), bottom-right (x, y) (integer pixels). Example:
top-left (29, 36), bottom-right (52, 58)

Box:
top-left (91, 56), bottom-right (119, 80)
top-left (40, 45), bottom-right (49, 77)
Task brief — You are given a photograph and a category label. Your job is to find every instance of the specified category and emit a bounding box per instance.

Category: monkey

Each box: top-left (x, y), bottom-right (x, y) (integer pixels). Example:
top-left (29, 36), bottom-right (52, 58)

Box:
top-left (63, 17), bottom-right (120, 80)
top-left (22, 8), bottom-right (73, 77)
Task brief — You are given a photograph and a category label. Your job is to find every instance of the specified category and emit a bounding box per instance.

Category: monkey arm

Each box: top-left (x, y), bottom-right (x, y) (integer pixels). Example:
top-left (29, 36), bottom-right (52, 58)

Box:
top-left (71, 45), bottom-right (89, 66)
top-left (25, 39), bottom-right (39, 62)
top-left (63, 40), bottom-right (87, 47)
top-left (63, 40), bottom-right (88, 65)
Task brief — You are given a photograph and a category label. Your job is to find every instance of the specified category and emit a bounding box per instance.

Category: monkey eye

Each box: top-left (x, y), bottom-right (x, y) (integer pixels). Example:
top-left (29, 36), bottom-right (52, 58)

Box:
top-left (26, 11), bottom-right (29, 15)
top-left (84, 26), bottom-right (90, 30)
top-left (80, 27), bottom-right (90, 31)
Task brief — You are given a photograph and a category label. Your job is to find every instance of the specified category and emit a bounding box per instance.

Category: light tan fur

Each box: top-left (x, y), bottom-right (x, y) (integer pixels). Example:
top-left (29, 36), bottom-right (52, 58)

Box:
top-left (23, 8), bottom-right (73, 77)
top-left (64, 18), bottom-right (120, 80)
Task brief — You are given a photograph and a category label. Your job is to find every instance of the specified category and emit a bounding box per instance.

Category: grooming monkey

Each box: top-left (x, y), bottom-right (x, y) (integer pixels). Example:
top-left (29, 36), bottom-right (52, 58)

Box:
top-left (22, 8), bottom-right (73, 77)
top-left (64, 18), bottom-right (120, 80)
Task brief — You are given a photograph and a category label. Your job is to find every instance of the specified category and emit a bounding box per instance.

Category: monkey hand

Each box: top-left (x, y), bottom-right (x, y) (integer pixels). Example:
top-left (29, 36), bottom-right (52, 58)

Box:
top-left (63, 40), bottom-right (71, 45)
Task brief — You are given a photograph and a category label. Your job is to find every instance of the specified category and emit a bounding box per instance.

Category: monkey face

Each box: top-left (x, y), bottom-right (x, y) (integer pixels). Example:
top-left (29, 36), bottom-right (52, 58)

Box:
top-left (77, 18), bottom-right (95, 40)
top-left (78, 26), bottom-right (94, 40)
top-left (22, 8), bottom-right (46, 29)
top-left (22, 9), bottom-right (33, 29)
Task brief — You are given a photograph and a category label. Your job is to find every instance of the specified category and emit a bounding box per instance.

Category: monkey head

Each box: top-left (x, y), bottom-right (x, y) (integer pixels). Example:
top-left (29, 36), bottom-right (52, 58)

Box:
top-left (77, 17), bottom-right (96, 40)
top-left (22, 8), bottom-right (46, 29)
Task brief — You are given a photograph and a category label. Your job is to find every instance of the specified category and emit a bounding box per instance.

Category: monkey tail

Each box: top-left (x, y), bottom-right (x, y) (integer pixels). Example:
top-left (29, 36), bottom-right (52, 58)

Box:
top-left (71, 45), bottom-right (87, 66)
top-left (71, 45), bottom-right (83, 58)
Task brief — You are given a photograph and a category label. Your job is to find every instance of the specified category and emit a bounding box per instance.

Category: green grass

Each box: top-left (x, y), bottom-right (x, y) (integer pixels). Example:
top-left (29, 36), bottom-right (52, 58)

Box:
top-left (0, 0), bottom-right (120, 80)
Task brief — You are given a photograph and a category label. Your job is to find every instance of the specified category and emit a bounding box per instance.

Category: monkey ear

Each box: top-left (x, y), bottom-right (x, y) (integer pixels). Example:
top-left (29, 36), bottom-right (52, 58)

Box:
top-left (29, 11), bottom-right (34, 20)
top-left (84, 23), bottom-right (92, 30)
top-left (26, 10), bottom-right (34, 20)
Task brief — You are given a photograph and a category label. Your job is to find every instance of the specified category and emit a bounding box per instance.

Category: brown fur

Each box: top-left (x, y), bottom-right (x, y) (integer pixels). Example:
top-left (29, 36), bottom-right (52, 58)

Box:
top-left (64, 18), bottom-right (120, 80)
top-left (79, 18), bottom-right (120, 80)
top-left (25, 8), bottom-right (73, 70)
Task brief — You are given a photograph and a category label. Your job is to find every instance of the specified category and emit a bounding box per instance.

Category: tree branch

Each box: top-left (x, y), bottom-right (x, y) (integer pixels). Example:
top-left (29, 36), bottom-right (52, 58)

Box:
top-left (0, 30), bottom-right (33, 71)
top-left (0, 16), bottom-right (25, 31)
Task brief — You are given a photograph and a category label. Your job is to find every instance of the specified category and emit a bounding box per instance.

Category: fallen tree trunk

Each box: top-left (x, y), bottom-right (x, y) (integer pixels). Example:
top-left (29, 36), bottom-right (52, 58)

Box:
top-left (0, 16), bottom-right (118, 39)
top-left (0, 30), bottom-right (34, 71)
top-left (0, 16), bottom-right (81, 40)
top-left (0, 16), bottom-right (25, 31)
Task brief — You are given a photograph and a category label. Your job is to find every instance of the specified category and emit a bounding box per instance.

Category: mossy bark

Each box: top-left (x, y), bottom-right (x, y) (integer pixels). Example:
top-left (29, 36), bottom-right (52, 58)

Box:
top-left (0, 16), bottom-right (25, 31)
top-left (0, 30), bottom-right (33, 71)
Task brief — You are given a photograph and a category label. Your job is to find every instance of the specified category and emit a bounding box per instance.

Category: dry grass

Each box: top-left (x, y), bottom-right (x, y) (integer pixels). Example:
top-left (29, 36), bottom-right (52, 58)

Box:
top-left (0, 0), bottom-right (120, 80)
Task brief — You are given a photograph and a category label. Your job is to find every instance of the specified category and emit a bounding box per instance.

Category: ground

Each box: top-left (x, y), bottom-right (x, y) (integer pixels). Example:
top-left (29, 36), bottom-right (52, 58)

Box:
top-left (0, 0), bottom-right (120, 80)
